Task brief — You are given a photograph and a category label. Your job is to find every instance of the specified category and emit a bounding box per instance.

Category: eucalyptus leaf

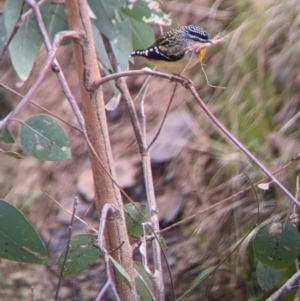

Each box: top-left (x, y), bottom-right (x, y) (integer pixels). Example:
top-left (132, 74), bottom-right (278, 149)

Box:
top-left (0, 14), bottom-right (7, 50)
top-left (4, 0), bottom-right (42, 81)
top-left (48, 2), bottom-right (70, 44)
top-left (4, 151), bottom-right (23, 160)
top-left (0, 128), bottom-right (14, 143)
top-left (19, 114), bottom-right (71, 161)
top-left (89, 0), bottom-right (125, 40)
top-left (92, 23), bottom-right (112, 73)
top-left (135, 262), bottom-right (155, 301)
top-left (256, 261), bottom-right (280, 292)
top-left (0, 200), bottom-right (48, 264)
top-left (125, 203), bottom-right (149, 238)
top-left (110, 19), bottom-right (131, 71)
top-left (125, 17), bottom-right (154, 51)
top-left (122, 0), bottom-right (172, 26)
top-left (57, 234), bottom-right (99, 275)
top-left (108, 255), bottom-right (132, 288)
top-left (253, 221), bottom-right (300, 269)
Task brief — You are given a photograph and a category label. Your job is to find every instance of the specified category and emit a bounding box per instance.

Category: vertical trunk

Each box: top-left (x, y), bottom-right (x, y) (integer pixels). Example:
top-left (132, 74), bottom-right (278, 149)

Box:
top-left (64, 0), bottom-right (136, 299)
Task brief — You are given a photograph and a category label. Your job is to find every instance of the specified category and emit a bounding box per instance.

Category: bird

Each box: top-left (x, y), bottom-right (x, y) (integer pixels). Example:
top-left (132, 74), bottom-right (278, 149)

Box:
top-left (130, 25), bottom-right (212, 74)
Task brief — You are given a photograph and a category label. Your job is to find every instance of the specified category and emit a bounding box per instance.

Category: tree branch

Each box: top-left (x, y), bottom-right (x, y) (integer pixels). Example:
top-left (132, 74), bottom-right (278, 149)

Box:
top-left (0, 30), bottom-right (80, 130)
top-left (93, 69), bottom-right (300, 208)
top-left (100, 34), bottom-right (165, 300)
top-left (266, 269), bottom-right (300, 301)
top-left (64, 0), bottom-right (136, 299)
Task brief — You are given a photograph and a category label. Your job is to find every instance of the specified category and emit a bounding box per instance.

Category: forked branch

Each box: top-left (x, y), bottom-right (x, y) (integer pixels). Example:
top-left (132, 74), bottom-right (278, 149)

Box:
top-left (94, 68), bottom-right (300, 208)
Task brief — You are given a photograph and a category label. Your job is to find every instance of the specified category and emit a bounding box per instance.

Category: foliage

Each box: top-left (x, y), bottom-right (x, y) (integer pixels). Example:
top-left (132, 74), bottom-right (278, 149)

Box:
top-left (0, 200), bottom-right (48, 264)
top-left (125, 203), bottom-right (149, 238)
top-left (57, 234), bottom-right (99, 275)
top-left (2, 0), bottom-right (172, 82)
top-left (255, 261), bottom-right (280, 292)
top-left (253, 221), bottom-right (300, 270)
top-left (19, 114), bottom-right (71, 161)
top-left (0, 0), bottom-right (172, 299)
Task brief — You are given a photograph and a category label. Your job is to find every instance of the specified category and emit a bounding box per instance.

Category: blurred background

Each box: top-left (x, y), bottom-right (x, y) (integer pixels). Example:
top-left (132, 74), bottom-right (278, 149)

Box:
top-left (0, 0), bottom-right (300, 300)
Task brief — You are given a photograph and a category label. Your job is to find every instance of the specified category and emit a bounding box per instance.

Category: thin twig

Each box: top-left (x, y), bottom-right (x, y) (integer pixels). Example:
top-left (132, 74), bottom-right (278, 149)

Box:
top-left (146, 223), bottom-right (176, 301)
top-left (92, 69), bottom-right (300, 207)
top-left (140, 85), bottom-right (148, 138)
top-left (266, 270), bottom-right (300, 301)
top-left (279, 110), bottom-right (300, 133)
top-left (0, 1), bottom-right (25, 61)
top-left (95, 280), bottom-right (110, 301)
top-left (115, 79), bottom-right (166, 299)
top-left (91, 69), bottom-right (180, 89)
top-left (0, 0), bottom-right (48, 61)
top-left (147, 83), bottom-right (178, 151)
top-left (243, 172), bottom-right (260, 225)
top-left (43, 190), bottom-right (98, 233)
top-left (30, 286), bottom-right (34, 301)
top-left (116, 77), bottom-right (146, 152)
top-left (0, 83), bottom-right (83, 133)
top-left (97, 204), bottom-right (122, 301)
top-left (178, 179), bottom-right (260, 301)
top-left (101, 36), bottom-right (165, 299)
top-left (187, 84), bottom-right (300, 207)
top-left (200, 61), bottom-right (226, 89)
top-left (0, 30), bottom-right (80, 130)
top-left (2, 3), bottom-right (146, 239)
top-left (55, 197), bottom-right (79, 301)
top-left (25, 0), bottom-right (85, 130)
top-left (133, 74), bottom-right (152, 103)
top-left (159, 160), bottom-right (295, 234)
top-left (178, 222), bottom-right (258, 300)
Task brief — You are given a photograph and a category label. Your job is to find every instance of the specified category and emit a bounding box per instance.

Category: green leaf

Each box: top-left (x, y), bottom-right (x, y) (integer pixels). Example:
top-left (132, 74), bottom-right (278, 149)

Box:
top-left (256, 261), bottom-right (280, 292)
top-left (126, 18), bottom-right (154, 51)
top-left (121, 0), bottom-right (172, 26)
top-left (4, 151), bottom-right (23, 159)
top-left (47, 2), bottom-right (70, 45)
top-left (108, 255), bottom-right (132, 288)
top-left (57, 234), bottom-right (99, 275)
top-left (39, 0), bottom-right (51, 29)
top-left (92, 23), bottom-right (112, 73)
top-left (135, 262), bottom-right (155, 301)
top-left (89, 0), bottom-right (125, 40)
top-left (0, 14), bottom-right (7, 50)
top-left (125, 203), bottom-right (149, 238)
top-left (89, 0), bottom-right (131, 71)
top-left (4, 0), bottom-right (42, 81)
top-left (0, 199), bottom-right (48, 264)
top-left (92, 23), bottom-right (122, 109)
top-left (110, 19), bottom-right (131, 70)
top-left (120, 0), bottom-right (172, 54)
top-left (0, 128), bottom-right (14, 143)
top-left (253, 221), bottom-right (300, 269)
top-left (18, 114), bottom-right (71, 161)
